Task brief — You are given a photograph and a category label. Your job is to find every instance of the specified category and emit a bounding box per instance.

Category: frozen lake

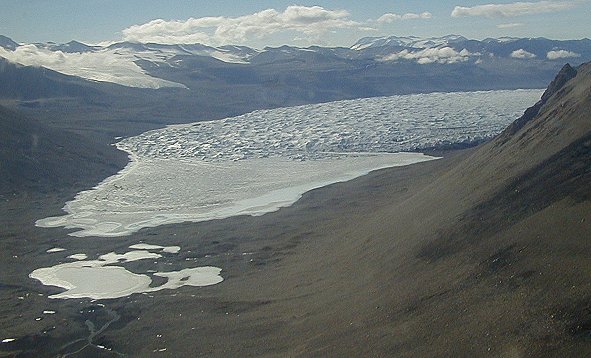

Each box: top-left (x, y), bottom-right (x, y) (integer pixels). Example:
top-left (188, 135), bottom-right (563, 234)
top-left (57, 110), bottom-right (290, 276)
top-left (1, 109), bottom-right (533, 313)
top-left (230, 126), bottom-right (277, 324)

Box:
top-left (30, 244), bottom-right (223, 299)
top-left (36, 89), bottom-right (543, 237)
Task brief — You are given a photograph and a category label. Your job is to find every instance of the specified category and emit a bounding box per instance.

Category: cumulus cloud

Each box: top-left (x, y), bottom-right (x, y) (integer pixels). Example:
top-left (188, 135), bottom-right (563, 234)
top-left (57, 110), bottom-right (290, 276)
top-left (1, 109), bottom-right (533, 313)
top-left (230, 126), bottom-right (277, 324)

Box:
top-left (451, 1), bottom-right (576, 18)
top-left (0, 44), bottom-right (184, 88)
top-left (376, 12), bottom-right (432, 23)
top-left (497, 22), bottom-right (525, 28)
top-left (122, 6), bottom-right (364, 45)
top-left (381, 47), bottom-right (475, 64)
top-left (547, 49), bottom-right (581, 59)
top-left (511, 49), bottom-right (537, 58)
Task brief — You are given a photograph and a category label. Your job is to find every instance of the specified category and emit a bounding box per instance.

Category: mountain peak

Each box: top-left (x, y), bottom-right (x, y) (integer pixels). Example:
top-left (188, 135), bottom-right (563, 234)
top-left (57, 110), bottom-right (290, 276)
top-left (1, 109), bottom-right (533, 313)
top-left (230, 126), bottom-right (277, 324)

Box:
top-left (541, 63), bottom-right (578, 102)
top-left (499, 63), bottom-right (578, 140)
top-left (499, 63), bottom-right (577, 144)
top-left (50, 40), bottom-right (97, 53)
top-left (0, 35), bottom-right (18, 50)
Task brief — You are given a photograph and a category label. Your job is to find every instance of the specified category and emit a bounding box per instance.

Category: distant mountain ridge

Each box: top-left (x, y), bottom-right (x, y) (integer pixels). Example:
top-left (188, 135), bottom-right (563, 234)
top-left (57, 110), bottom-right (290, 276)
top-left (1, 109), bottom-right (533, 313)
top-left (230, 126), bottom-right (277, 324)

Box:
top-left (1, 34), bottom-right (591, 90)
top-left (48, 40), bottom-right (99, 53)
top-left (3, 34), bottom-right (589, 64)
top-left (351, 34), bottom-right (591, 56)
top-left (2, 33), bottom-right (591, 134)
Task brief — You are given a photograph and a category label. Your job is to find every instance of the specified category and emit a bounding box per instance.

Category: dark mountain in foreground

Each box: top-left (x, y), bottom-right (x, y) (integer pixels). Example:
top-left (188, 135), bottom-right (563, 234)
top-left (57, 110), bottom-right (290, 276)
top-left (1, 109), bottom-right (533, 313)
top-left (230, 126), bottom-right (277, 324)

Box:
top-left (387, 59), bottom-right (591, 356)
top-left (0, 105), bottom-right (127, 197)
top-left (269, 60), bottom-right (591, 355)
top-left (501, 63), bottom-right (578, 138)
top-left (0, 58), bottom-right (102, 100)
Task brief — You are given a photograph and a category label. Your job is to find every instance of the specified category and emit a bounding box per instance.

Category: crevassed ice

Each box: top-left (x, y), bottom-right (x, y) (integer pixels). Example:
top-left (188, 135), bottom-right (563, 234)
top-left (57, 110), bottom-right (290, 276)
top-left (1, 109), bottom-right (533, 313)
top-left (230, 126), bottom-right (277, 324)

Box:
top-left (119, 89), bottom-right (542, 161)
top-left (36, 89), bottom-right (543, 237)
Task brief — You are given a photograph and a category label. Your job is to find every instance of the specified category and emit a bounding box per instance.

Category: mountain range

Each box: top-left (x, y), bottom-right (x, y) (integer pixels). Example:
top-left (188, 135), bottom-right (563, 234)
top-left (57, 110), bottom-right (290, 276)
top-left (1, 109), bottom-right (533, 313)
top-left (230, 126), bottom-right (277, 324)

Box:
top-left (1, 34), bottom-right (590, 91)
top-left (1, 27), bottom-right (591, 355)
top-left (1, 34), bottom-right (590, 146)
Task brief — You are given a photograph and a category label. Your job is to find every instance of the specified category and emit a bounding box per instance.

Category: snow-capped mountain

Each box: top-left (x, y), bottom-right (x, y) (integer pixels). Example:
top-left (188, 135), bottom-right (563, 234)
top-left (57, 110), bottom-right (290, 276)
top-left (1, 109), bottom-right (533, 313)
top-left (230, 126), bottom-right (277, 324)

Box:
top-left (0, 35), bottom-right (18, 50)
top-left (0, 38), bottom-right (262, 88)
top-left (1, 34), bottom-right (590, 99)
top-left (47, 40), bottom-right (100, 53)
top-left (105, 41), bottom-right (259, 63)
top-left (351, 34), bottom-right (468, 51)
top-left (351, 35), bottom-right (591, 63)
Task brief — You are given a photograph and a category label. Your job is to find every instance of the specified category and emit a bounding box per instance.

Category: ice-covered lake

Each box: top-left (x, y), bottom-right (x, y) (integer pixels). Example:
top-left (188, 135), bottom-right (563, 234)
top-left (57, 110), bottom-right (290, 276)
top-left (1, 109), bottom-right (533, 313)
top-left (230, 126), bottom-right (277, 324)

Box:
top-left (31, 244), bottom-right (223, 299)
top-left (36, 89), bottom-right (543, 237)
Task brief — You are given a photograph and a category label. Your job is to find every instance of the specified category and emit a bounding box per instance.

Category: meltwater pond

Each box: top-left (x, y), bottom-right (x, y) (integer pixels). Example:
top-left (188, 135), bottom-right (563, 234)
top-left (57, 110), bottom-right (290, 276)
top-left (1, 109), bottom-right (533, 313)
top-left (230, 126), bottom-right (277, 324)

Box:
top-left (37, 89), bottom-right (542, 237)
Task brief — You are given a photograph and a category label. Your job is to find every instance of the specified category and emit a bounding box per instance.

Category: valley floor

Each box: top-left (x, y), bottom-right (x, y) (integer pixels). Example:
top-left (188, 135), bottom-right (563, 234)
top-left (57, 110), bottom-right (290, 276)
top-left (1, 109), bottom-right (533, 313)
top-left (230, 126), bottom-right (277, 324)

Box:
top-left (1, 145), bottom-right (590, 357)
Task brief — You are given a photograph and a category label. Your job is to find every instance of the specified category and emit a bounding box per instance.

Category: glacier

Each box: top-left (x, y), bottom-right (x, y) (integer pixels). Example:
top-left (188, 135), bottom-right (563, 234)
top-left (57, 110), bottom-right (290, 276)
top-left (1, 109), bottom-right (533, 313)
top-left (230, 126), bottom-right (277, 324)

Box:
top-left (36, 89), bottom-right (543, 237)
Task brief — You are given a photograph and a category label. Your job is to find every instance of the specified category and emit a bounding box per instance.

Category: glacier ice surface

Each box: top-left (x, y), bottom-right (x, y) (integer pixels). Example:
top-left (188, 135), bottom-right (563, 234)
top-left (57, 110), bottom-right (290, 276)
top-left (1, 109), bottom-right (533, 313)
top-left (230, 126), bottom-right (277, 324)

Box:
top-left (36, 89), bottom-right (543, 237)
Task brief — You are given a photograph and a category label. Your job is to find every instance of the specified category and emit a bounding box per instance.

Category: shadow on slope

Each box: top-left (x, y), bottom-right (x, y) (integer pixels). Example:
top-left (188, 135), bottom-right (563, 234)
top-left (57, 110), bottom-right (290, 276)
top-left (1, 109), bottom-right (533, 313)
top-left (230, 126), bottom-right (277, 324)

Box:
top-left (0, 105), bottom-right (127, 197)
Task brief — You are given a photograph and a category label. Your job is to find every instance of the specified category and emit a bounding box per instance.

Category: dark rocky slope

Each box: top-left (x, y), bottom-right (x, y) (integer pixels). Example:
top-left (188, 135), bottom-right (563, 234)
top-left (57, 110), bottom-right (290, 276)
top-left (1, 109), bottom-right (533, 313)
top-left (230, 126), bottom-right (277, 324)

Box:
top-left (111, 61), bottom-right (591, 356)
top-left (206, 61), bottom-right (591, 356)
top-left (315, 60), bottom-right (591, 355)
top-left (0, 105), bottom-right (127, 197)
top-left (0, 58), bottom-right (103, 100)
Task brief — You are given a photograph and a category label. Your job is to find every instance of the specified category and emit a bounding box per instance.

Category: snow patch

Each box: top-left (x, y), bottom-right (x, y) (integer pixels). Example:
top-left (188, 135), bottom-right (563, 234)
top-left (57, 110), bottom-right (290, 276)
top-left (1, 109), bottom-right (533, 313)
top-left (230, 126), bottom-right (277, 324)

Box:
top-left (129, 244), bottom-right (181, 254)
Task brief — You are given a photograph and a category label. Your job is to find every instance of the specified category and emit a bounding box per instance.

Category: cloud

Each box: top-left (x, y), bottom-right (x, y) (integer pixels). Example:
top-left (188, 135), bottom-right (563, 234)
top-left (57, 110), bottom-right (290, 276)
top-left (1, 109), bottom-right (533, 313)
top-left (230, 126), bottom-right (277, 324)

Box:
top-left (122, 6), bottom-right (364, 46)
top-left (377, 12), bottom-right (432, 23)
top-left (511, 49), bottom-right (537, 58)
top-left (497, 22), bottom-right (525, 28)
top-left (547, 49), bottom-right (581, 59)
top-left (451, 1), bottom-right (576, 18)
top-left (381, 47), bottom-right (476, 64)
top-left (0, 44), bottom-right (184, 88)
top-left (122, 18), bottom-right (214, 44)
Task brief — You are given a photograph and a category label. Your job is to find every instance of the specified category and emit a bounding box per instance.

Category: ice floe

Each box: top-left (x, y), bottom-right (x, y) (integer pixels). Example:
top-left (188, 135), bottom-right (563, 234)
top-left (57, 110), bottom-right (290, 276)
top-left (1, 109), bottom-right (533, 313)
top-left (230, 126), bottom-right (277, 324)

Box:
top-left (129, 243), bottom-right (181, 253)
top-left (153, 267), bottom-right (223, 288)
top-left (46, 248), bottom-right (66, 253)
top-left (98, 250), bottom-right (162, 263)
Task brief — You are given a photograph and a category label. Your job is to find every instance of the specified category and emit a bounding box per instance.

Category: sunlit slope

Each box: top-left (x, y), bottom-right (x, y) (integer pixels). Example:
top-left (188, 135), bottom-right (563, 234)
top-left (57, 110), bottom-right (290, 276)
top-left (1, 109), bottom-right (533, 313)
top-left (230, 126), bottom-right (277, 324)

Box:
top-left (242, 62), bottom-right (591, 356)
